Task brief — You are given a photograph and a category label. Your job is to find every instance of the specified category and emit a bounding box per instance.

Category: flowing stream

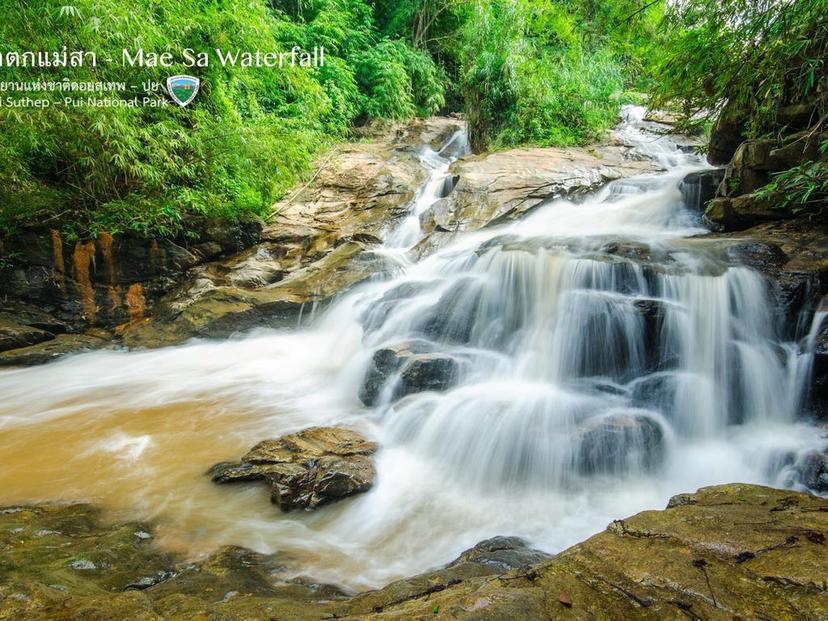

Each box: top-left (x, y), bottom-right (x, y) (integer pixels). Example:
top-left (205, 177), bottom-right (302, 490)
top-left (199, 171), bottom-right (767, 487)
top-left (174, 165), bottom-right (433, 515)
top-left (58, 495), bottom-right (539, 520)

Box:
top-left (0, 106), bottom-right (825, 591)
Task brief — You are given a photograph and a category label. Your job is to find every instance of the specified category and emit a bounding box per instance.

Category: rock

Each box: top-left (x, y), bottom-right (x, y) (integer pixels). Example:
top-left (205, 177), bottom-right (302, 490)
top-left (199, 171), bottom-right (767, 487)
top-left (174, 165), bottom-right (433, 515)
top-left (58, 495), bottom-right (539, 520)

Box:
top-left (0, 230), bottom-right (199, 331)
top-left (356, 484), bottom-right (828, 620)
top-left (725, 240), bottom-right (787, 270)
top-left (208, 427), bottom-right (378, 511)
top-left (359, 341), bottom-right (459, 406)
top-left (1, 484), bottom-right (826, 620)
top-left (795, 450), bottom-right (828, 493)
top-left (0, 333), bottom-right (109, 366)
top-left (421, 144), bottom-right (658, 238)
top-left (708, 105), bottom-right (746, 165)
top-left (709, 216), bottom-right (828, 338)
top-left (0, 319), bottom-right (54, 353)
top-left (705, 194), bottom-right (789, 231)
top-left (778, 103), bottom-right (818, 132)
top-left (575, 414), bottom-right (665, 474)
top-left (679, 168), bottom-right (725, 213)
top-left (711, 131), bottom-right (827, 223)
top-left (344, 537), bottom-right (552, 616)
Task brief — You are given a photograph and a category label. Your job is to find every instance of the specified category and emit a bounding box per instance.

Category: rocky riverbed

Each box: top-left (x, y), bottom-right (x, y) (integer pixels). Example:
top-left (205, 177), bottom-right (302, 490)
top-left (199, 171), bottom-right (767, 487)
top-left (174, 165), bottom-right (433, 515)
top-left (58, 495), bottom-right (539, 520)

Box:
top-left (0, 484), bottom-right (825, 620)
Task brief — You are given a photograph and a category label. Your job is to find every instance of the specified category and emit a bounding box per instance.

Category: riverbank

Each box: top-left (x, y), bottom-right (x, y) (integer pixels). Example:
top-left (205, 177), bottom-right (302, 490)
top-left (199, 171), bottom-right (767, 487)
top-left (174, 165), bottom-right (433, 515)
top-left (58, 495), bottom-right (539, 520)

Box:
top-left (1, 483), bottom-right (825, 620)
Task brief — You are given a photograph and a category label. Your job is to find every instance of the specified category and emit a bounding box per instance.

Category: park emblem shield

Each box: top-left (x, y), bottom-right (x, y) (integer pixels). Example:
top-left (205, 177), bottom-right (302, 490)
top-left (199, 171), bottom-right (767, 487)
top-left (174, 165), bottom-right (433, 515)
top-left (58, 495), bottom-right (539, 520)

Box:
top-left (166, 75), bottom-right (200, 107)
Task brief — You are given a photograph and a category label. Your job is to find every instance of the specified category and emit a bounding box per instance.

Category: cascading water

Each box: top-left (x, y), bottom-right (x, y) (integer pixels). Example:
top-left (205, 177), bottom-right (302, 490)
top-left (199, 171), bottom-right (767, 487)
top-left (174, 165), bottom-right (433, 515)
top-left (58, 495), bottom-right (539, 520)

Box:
top-left (0, 106), bottom-right (825, 591)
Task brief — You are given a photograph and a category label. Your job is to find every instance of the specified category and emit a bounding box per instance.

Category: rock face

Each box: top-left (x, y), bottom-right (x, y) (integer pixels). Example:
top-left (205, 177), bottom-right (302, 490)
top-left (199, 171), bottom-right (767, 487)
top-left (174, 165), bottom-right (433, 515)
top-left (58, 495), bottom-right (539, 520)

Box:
top-left (1, 484), bottom-right (825, 620)
top-left (0, 222), bottom-right (262, 332)
top-left (208, 426), bottom-right (378, 511)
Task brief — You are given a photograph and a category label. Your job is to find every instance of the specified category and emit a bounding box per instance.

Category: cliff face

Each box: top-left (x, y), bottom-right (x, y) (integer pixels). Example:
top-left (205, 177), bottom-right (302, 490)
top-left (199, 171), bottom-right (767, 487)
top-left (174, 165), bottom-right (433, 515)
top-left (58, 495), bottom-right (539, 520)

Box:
top-left (1, 484), bottom-right (825, 620)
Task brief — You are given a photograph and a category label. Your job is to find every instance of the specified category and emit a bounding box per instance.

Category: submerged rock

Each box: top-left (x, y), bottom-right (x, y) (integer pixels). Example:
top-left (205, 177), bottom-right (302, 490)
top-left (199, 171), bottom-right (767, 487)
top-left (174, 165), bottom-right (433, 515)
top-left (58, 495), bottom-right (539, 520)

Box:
top-left (795, 449), bottom-right (828, 493)
top-left (208, 426), bottom-right (378, 511)
top-left (575, 414), bottom-right (665, 474)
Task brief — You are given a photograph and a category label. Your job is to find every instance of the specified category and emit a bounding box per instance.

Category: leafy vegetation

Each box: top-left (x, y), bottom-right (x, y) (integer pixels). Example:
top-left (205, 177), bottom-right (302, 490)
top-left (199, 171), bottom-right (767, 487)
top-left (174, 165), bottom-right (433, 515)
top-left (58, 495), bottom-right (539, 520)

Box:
top-left (650, 0), bottom-right (827, 213)
top-left (458, 0), bottom-right (665, 150)
top-left (0, 0), bottom-right (445, 239)
top-left (753, 140), bottom-right (828, 214)
top-left (650, 0), bottom-right (827, 136)
top-left (12, 0), bottom-right (784, 239)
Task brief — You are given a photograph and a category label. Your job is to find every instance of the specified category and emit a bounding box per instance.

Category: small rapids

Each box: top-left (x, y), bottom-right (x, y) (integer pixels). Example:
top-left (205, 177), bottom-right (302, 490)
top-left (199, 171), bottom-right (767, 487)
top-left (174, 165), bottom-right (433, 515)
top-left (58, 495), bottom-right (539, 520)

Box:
top-left (0, 106), bottom-right (826, 591)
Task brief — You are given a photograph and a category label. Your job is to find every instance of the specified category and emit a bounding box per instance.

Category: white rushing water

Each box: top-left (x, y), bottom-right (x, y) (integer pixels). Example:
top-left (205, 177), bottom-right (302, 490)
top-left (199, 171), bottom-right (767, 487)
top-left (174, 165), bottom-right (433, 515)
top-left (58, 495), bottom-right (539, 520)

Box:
top-left (0, 106), bottom-right (826, 590)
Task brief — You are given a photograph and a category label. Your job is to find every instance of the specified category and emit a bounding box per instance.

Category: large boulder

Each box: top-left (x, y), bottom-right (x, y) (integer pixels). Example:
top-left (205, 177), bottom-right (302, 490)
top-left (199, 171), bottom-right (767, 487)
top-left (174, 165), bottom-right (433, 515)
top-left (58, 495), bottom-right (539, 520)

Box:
top-left (359, 341), bottom-right (460, 406)
top-left (208, 427), bottom-right (378, 511)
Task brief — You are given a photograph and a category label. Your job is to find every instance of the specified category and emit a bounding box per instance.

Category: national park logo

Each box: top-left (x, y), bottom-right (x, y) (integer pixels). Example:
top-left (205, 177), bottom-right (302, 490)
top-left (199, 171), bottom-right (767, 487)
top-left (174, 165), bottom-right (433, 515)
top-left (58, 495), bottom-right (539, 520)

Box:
top-left (166, 75), bottom-right (200, 107)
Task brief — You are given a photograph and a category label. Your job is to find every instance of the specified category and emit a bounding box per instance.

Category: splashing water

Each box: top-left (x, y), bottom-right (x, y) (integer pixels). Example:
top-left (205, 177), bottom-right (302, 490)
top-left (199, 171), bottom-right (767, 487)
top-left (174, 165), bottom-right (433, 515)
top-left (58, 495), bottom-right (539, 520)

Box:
top-left (0, 106), bottom-right (825, 591)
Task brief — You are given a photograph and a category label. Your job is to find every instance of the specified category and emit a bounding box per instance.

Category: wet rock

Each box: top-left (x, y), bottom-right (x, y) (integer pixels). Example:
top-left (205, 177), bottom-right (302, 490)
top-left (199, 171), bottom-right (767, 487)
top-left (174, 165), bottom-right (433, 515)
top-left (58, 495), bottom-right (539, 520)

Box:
top-left (795, 450), bottom-right (828, 493)
top-left (451, 536), bottom-right (552, 571)
top-left (359, 341), bottom-right (459, 406)
top-left (0, 319), bottom-right (54, 353)
top-left (679, 168), bottom-right (725, 213)
top-left (0, 333), bottom-right (109, 366)
top-left (345, 537), bottom-right (552, 616)
top-left (810, 324), bottom-right (828, 420)
top-left (725, 240), bottom-right (787, 270)
top-left (355, 484), bottom-right (828, 620)
top-left (208, 427), bottom-right (378, 511)
top-left (575, 414), bottom-right (665, 474)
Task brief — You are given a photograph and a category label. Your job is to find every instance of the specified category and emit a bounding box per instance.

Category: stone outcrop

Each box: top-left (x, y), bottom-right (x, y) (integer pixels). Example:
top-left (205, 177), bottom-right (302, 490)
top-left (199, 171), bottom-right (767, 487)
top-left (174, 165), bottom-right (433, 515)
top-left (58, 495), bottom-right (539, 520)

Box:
top-left (208, 426), bottom-right (378, 511)
top-left (704, 131), bottom-right (827, 232)
top-left (119, 117), bottom-right (464, 349)
top-left (419, 143), bottom-right (658, 240)
top-left (0, 221), bottom-right (262, 332)
top-left (1, 484), bottom-right (825, 620)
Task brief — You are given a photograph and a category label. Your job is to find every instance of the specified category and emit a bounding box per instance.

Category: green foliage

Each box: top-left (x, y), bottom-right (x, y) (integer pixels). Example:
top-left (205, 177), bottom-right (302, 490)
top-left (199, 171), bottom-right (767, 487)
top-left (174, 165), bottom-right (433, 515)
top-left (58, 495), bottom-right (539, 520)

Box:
top-left (458, 0), bottom-right (666, 150)
top-left (650, 0), bottom-right (828, 137)
top-left (753, 140), bottom-right (828, 213)
top-left (0, 0), bottom-right (445, 239)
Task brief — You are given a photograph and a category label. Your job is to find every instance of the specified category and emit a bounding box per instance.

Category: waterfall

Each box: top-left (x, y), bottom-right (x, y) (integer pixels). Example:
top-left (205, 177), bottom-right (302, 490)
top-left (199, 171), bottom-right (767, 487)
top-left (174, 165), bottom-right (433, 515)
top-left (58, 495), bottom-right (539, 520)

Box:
top-left (0, 107), bottom-right (824, 590)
